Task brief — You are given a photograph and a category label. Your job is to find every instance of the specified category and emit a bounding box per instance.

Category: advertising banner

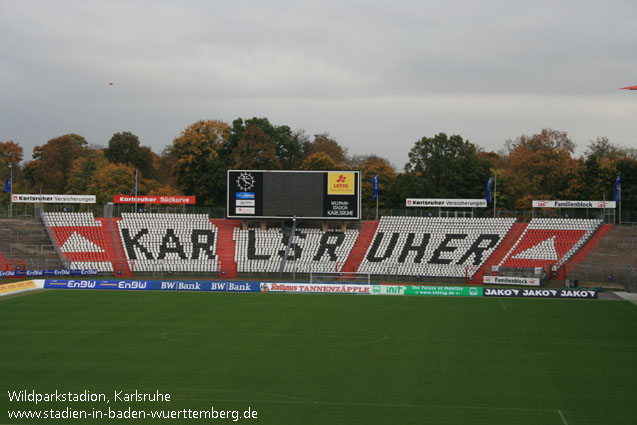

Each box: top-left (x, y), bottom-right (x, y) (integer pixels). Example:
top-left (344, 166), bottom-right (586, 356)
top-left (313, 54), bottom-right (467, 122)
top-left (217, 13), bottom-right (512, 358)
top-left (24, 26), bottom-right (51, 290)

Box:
top-left (261, 282), bottom-right (371, 294)
top-left (406, 199), bottom-right (487, 208)
top-left (404, 285), bottom-right (483, 296)
top-left (0, 269), bottom-right (99, 278)
top-left (43, 280), bottom-right (261, 293)
top-left (235, 207), bottom-right (255, 215)
top-left (532, 200), bottom-right (616, 209)
top-left (154, 281), bottom-right (261, 292)
top-left (0, 280), bottom-right (38, 297)
top-left (371, 285), bottom-right (482, 296)
top-left (483, 288), bottom-right (598, 299)
top-left (12, 194), bottom-right (96, 204)
top-left (45, 280), bottom-right (152, 290)
top-left (483, 276), bottom-right (540, 287)
top-left (370, 285), bottom-right (406, 295)
top-left (114, 195), bottom-right (196, 204)
top-left (327, 172), bottom-right (356, 195)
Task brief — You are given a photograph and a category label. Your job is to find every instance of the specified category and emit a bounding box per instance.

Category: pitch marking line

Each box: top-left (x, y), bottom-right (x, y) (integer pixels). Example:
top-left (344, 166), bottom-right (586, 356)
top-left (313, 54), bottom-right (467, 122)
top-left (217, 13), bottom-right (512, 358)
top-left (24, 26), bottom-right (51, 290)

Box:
top-left (558, 409), bottom-right (569, 425)
top-left (618, 301), bottom-right (637, 316)
top-left (499, 299), bottom-right (507, 310)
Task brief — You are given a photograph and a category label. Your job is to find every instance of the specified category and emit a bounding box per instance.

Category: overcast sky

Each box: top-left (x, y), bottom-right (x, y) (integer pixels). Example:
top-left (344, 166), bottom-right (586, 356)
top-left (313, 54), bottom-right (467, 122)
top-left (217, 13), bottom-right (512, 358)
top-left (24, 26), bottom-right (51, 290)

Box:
top-left (1, 0), bottom-right (636, 169)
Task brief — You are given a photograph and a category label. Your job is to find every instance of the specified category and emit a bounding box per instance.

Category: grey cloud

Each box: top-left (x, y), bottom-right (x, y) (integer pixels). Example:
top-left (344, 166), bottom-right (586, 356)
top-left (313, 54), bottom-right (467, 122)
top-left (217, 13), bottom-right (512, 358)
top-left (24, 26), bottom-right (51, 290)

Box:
top-left (1, 0), bottom-right (636, 168)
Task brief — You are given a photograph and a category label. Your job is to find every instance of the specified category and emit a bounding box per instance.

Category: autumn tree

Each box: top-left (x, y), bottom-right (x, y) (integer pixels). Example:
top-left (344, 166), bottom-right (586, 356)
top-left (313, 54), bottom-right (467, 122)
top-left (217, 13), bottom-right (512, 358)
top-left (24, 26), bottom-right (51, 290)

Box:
top-left (232, 125), bottom-right (281, 169)
top-left (170, 120), bottom-right (230, 206)
top-left (615, 157), bottom-right (637, 211)
top-left (477, 150), bottom-right (506, 172)
top-left (578, 137), bottom-right (637, 210)
top-left (154, 146), bottom-right (178, 190)
top-left (24, 134), bottom-right (88, 193)
top-left (275, 127), bottom-right (307, 169)
top-left (1, 141), bottom-right (23, 206)
top-left (86, 162), bottom-right (137, 205)
top-left (146, 182), bottom-right (181, 197)
top-left (350, 155), bottom-right (397, 209)
top-left (0, 140), bottom-right (23, 167)
top-left (306, 133), bottom-right (348, 167)
top-left (104, 132), bottom-right (154, 177)
top-left (299, 152), bottom-right (339, 171)
top-left (227, 117), bottom-right (306, 169)
top-left (500, 129), bottom-right (582, 209)
top-left (579, 137), bottom-right (620, 201)
top-left (404, 133), bottom-right (491, 199)
top-left (66, 150), bottom-right (108, 194)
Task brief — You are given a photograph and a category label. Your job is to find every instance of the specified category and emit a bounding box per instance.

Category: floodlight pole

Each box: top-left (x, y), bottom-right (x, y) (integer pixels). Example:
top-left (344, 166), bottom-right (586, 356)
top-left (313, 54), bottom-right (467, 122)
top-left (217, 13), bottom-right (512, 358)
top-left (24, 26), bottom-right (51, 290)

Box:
top-left (8, 164), bottom-right (12, 218)
top-left (134, 170), bottom-right (138, 213)
top-left (493, 173), bottom-right (497, 218)
top-left (375, 192), bottom-right (379, 221)
top-left (619, 182), bottom-right (622, 226)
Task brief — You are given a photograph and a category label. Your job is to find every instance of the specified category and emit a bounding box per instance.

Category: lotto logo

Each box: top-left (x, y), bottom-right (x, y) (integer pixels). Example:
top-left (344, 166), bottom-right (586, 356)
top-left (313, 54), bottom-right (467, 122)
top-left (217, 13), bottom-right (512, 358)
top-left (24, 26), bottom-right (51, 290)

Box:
top-left (328, 172), bottom-right (355, 195)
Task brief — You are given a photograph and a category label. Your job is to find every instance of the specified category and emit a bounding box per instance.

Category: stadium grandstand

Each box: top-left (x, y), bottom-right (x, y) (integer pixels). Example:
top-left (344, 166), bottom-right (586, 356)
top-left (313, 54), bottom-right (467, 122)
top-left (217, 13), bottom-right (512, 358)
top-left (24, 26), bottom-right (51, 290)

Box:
top-left (2, 210), bottom-right (632, 291)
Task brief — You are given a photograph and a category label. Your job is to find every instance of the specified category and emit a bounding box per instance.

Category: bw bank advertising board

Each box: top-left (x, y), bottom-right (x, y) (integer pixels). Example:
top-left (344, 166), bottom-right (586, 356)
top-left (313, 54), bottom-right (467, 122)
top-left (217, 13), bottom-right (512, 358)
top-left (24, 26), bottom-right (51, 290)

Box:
top-left (227, 170), bottom-right (361, 220)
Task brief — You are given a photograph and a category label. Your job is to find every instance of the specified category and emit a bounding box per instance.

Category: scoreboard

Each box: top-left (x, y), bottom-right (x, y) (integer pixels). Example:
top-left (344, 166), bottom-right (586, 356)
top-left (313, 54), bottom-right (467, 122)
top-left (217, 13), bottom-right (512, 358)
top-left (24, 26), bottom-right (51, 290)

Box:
top-left (227, 170), bottom-right (361, 220)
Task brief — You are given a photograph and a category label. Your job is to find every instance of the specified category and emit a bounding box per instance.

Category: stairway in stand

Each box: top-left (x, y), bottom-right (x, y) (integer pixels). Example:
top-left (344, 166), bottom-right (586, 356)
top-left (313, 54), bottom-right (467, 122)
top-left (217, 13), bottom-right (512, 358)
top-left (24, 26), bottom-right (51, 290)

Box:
top-left (559, 224), bottom-right (613, 280)
top-left (472, 222), bottom-right (528, 283)
top-left (341, 221), bottom-right (379, 275)
top-left (96, 218), bottom-right (133, 277)
top-left (211, 219), bottom-right (239, 278)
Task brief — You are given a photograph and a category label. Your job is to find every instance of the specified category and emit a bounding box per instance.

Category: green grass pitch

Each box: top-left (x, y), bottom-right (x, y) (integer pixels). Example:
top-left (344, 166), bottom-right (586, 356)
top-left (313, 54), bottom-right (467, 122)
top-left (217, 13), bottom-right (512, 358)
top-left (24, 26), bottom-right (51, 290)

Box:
top-left (2, 290), bottom-right (637, 424)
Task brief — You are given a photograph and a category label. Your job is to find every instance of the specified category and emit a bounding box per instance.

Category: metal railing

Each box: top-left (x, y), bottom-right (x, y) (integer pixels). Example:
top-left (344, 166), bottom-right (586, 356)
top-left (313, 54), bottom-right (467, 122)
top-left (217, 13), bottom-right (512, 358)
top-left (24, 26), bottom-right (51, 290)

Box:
top-left (566, 262), bottom-right (635, 291)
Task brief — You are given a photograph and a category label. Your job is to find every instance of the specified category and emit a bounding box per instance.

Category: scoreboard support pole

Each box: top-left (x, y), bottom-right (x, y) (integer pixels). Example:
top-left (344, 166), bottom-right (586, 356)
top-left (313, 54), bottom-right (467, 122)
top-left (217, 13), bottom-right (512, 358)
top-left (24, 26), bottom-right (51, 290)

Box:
top-left (279, 216), bottom-right (297, 275)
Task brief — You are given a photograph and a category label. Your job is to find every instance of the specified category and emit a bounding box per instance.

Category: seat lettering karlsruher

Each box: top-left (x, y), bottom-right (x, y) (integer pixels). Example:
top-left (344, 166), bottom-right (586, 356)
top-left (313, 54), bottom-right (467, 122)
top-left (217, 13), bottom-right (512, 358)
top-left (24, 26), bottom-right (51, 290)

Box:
top-left (121, 228), bottom-right (216, 260)
top-left (247, 229), bottom-right (347, 261)
top-left (366, 232), bottom-right (500, 265)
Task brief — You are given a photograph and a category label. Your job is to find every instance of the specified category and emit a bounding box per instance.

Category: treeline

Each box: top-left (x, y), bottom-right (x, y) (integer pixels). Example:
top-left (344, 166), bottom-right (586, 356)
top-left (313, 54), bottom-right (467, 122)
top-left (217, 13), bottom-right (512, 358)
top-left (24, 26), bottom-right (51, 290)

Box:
top-left (1, 118), bottom-right (635, 211)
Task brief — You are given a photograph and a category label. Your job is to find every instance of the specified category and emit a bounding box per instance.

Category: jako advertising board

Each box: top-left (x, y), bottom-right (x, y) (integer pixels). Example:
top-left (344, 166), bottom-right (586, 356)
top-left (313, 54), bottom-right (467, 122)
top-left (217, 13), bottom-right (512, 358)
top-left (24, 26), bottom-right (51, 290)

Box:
top-left (484, 288), bottom-right (598, 299)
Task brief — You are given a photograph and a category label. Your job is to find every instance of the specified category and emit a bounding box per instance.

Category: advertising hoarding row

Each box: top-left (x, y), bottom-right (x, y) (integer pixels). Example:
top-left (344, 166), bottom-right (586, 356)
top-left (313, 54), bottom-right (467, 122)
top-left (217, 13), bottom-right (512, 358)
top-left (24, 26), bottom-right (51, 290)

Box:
top-left (43, 280), bottom-right (261, 292)
top-left (10, 194), bottom-right (196, 205)
top-left (39, 280), bottom-right (599, 299)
